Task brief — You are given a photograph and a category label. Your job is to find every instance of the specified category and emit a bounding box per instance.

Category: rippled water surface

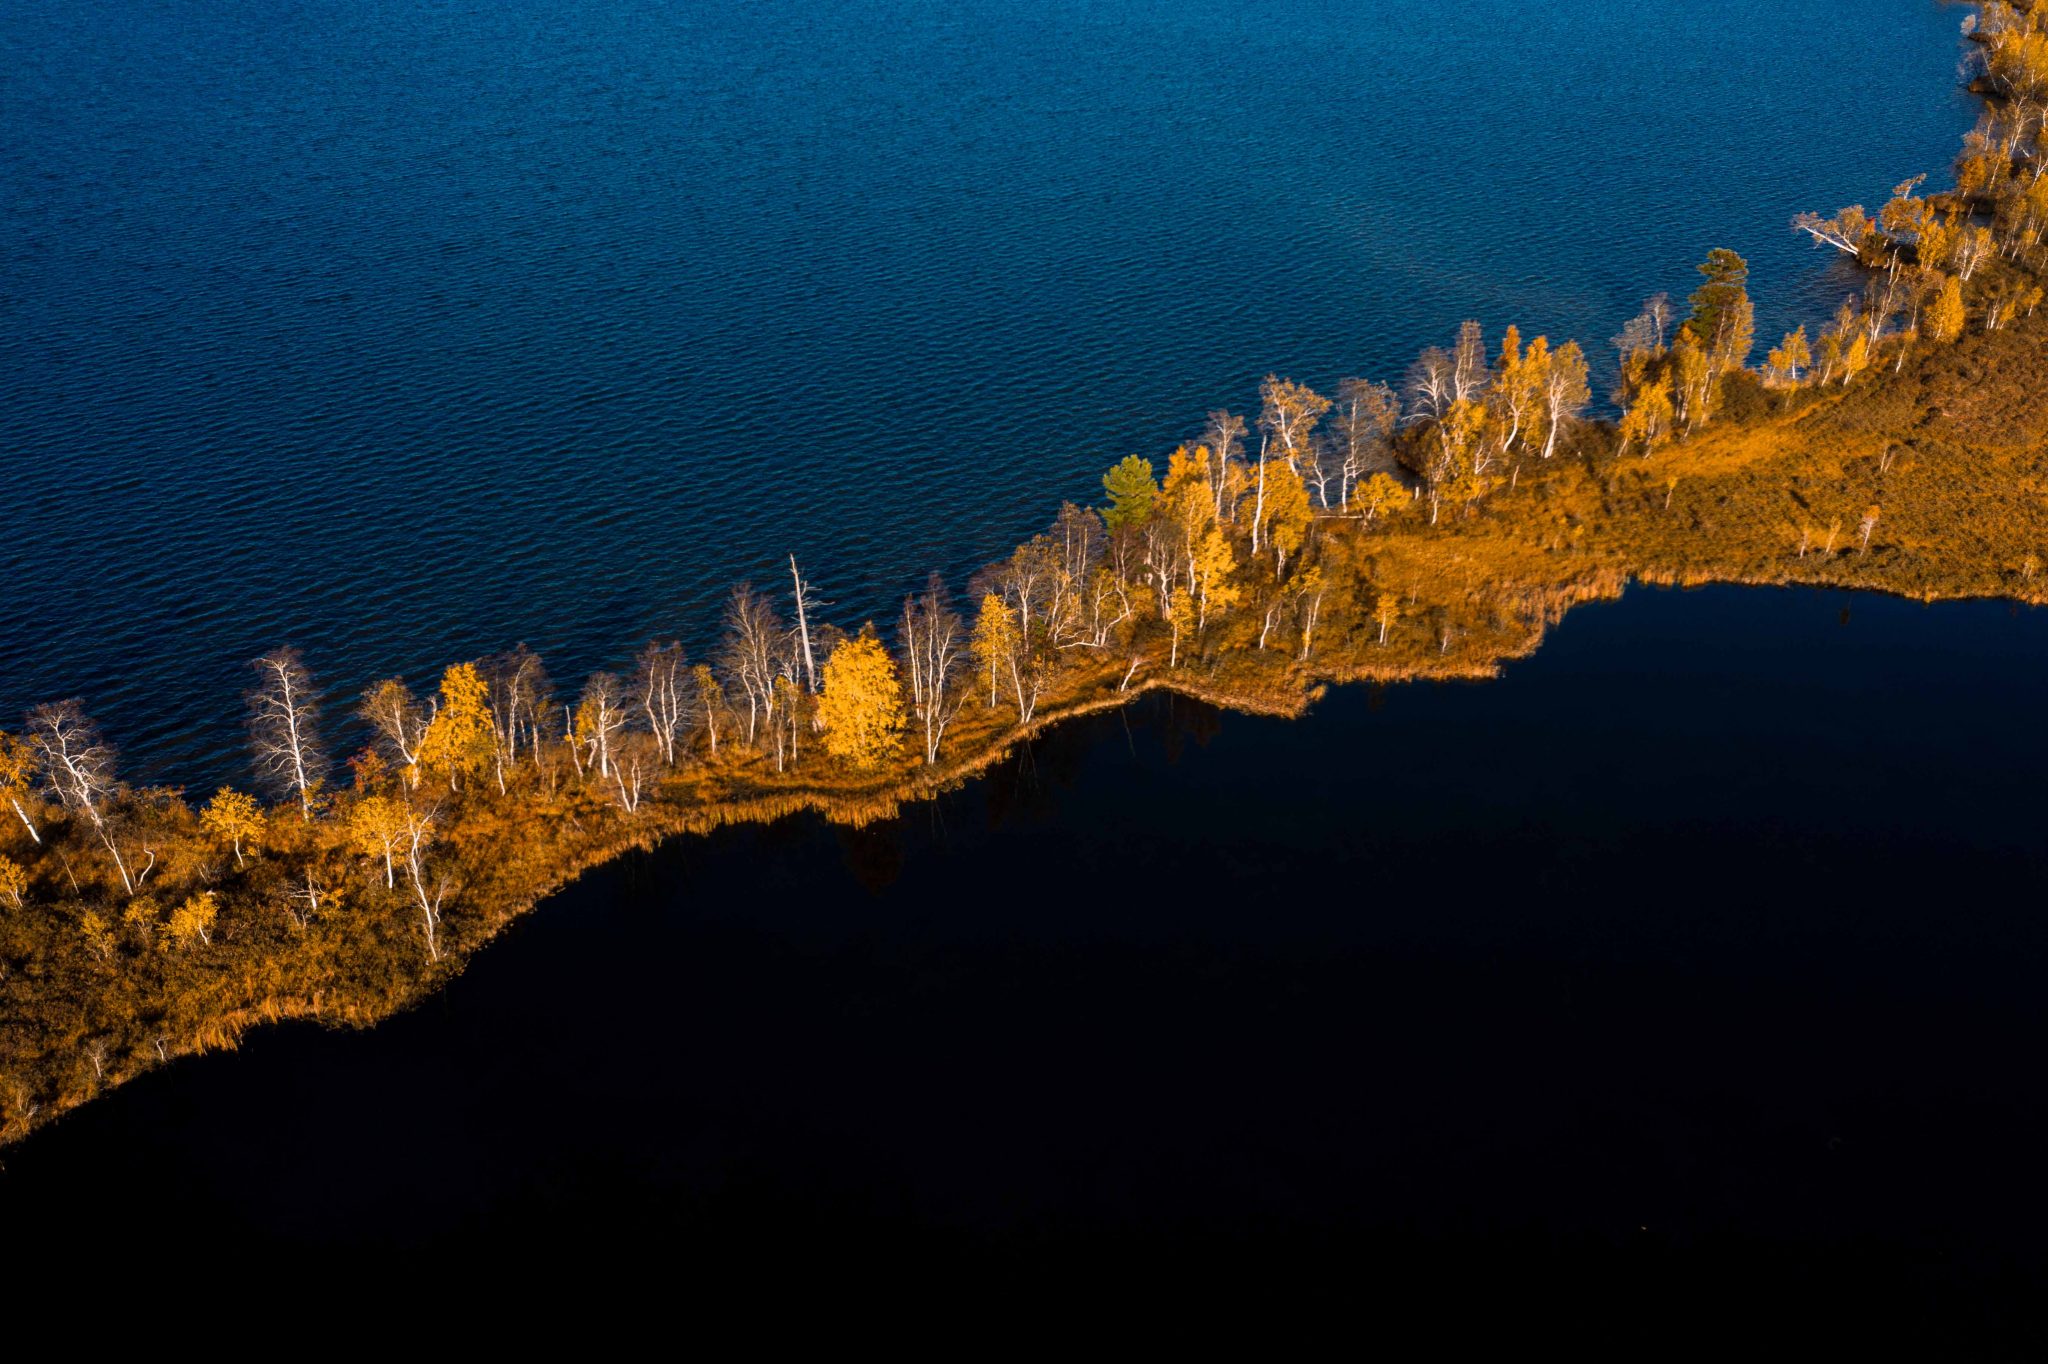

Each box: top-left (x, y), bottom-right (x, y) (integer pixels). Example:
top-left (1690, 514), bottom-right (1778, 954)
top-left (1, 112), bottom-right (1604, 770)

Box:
top-left (1, 0), bottom-right (1972, 779)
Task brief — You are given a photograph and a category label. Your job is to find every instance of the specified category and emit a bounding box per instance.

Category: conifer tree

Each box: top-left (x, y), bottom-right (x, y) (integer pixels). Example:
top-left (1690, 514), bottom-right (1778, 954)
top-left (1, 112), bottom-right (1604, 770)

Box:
top-left (817, 628), bottom-right (906, 769)
top-left (1101, 456), bottom-right (1159, 532)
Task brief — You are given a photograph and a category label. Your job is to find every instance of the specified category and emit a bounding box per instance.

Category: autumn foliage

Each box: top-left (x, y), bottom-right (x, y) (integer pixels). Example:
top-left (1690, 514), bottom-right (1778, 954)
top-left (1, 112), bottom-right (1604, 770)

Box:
top-left (6, 5), bottom-right (2048, 1148)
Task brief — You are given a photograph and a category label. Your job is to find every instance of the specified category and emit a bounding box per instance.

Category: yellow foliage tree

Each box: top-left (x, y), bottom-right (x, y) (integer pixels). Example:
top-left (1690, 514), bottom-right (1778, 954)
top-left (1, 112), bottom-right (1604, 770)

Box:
top-left (1167, 586), bottom-right (1195, 667)
top-left (1673, 334), bottom-right (1713, 432)
top-left (348, 794), bottom-right (407, 888)
top-left (971, 594), bottom-right (1017, 708)
top-left (0, 729), bottom-right (40, 845)
top-left (1764, 326), bottom-right (1812, 385)
top-left (1263, 457), bottom-right (1313, 574)
top-left (167, 892), bottom-right (217, 949)
top-left (0, 854), bottom-right (26, 909)
top-left (1190, 526), bottom-right (1241, 628)
top-left (1926, 274), bottom-right (1966, 345)
top-left (1358, 472), bottom-right (1408, 523)
top-left (418, 662), bottom-right (493, 791)
top-left (200, 787), bottom-right (264, 869)
top-left (81, 910), bottom-right (116, 960)
top-left (817, 628), bottom-right (907, 769)
top-left (122, 896), bottom-right (159, 945)
top-left (1618, 379), bottom-right (1675, 455)
top-left (1492, 324), bottom-right (1544, 458)
top-left (1841, 332), bottom-right (1872, 385)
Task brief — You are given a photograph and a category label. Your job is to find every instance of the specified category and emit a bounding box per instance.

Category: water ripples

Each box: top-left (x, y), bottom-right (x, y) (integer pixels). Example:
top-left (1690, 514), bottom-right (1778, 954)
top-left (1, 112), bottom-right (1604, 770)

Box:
top-left (0, 0), bottom-right (1974, 785)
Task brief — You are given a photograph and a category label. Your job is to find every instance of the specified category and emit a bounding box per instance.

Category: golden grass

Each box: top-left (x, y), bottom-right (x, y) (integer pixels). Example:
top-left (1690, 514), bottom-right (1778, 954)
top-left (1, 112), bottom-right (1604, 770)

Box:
top-left (7, 240), bottom-right (2048, 1154)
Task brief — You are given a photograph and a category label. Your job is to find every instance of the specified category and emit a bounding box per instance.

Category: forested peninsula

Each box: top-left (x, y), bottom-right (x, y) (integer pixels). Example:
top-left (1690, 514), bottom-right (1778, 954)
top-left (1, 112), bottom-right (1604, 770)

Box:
top-left (7, 4), bottom-right (2048, 1147)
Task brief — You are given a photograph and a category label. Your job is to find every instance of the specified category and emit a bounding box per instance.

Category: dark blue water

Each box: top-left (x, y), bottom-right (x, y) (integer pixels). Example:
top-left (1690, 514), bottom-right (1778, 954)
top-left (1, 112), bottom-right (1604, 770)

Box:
top-left (0, 0), bottom-right (1973, 782)
top-left (5, 587), bottom-right (2045, 1343)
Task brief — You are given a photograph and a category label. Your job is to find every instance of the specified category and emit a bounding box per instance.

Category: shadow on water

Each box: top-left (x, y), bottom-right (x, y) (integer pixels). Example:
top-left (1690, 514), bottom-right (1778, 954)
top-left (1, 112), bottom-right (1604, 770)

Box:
top-left (4, 585), bottom-right (2046, 1342)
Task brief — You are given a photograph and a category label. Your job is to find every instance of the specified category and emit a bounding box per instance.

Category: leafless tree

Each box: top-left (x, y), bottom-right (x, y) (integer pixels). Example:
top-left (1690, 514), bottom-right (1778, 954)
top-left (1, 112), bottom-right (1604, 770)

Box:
top-left (720, 583), bottom-right (784, 745)
top-left (281, 870), bottom-right (325, 932)
top-left (485, 645), bottom-right (553, 791)
top-left (1045, 502), bottom-right (1105, 644)
top-left (573, 672), bottom-right (629, 780)
top-left (609, 733), bottom-right (649, 811)
top-left (1612, 293), bottom-right (1673, 359)
top-left (1202, 410), bottom-right (1247, 521)
top-left (901, 575), bottom-right (966, 764)
top-left (27, 701), bottom-right (131, 894)
top-left (1792, 206), bottom-right (1872, 256)
top-left (789, 555), bottom-right (825, 693)
top-left (990, 536), bottom-right (1060, 641)
top-left (399, 803), bottom-right (448, 961)
top-left (1451, 320), bottom-right (1489, 404)
top-left (247, 648), bottom-right (325, 819)
top-left (1332, 379), bottom-right (1400, 510)
top-left (1302, 432), bottom-right (1337, 509)
top-left (632, 640), bottom-right (693, 765)
top-left (1864, 257), bottom-right (1909, 346)
top-left (1406, 346), bottom-right (1456, 425)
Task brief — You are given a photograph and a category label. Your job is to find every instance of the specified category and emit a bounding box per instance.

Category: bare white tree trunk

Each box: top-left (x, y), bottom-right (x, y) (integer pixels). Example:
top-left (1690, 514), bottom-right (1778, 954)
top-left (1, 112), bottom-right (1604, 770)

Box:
top-left (791, 555), bottom-right (819, 693)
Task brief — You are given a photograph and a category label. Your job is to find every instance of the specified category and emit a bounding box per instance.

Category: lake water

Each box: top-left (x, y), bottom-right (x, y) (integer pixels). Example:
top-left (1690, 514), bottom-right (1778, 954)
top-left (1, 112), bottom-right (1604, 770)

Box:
top-left (4, 586), bottom-right (2045, 1338)
top-left (0, 0), bottom-right (1974, 783)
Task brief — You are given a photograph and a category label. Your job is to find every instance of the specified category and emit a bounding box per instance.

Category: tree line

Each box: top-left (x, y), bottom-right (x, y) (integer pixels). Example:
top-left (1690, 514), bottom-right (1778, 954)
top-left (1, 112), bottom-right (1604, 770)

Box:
top-left (5, 3), bottom-right (2046, 1140)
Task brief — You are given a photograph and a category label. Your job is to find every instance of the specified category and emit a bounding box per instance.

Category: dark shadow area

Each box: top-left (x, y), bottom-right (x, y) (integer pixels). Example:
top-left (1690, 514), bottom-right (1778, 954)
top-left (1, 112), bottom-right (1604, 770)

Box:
top-left (4, 587), bottom-right (2044, 1348)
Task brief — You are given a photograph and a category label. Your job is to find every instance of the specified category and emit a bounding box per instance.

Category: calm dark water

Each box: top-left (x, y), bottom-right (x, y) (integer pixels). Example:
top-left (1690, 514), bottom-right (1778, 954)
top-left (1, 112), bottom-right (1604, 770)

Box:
top-left (0, 0), bottom-right (1973, 783)
top-left (5, 587), bottom-right (2045, 1340)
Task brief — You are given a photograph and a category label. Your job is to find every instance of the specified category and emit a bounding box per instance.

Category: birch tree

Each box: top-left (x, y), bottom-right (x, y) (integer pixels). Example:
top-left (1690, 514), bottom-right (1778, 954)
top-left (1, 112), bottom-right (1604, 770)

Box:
top-left (1451, 320), bottom-right (1489, 404)
top-left (1202, 410), bottom-right (1247, 521)
top-left (720, 583), bottom-right (784, 745)
top-left (1331, 379), bottom-right (1399, 510)
top-left (200, 788), bottom-right (263, 869)
top-left (573, 672), bottom-right (629, 780)
top-left (348, 794), bottom-right (405, 888)
top-left (27, 701), bottom-right (132, 894)
top-left (360, 678), bottom-right (428, 781)
top-left (1540, 341), bottom-right (1591, 460)
top-left (789, 556), bottom-right (823, 694)
top-left (485, 646), bottom-right (553, 792)
top-left (245, 649), bottom-right (324, 818)
top-left (1255, 376), bottom-right (1330, 554)
top-left (400, 803), bottom-right (448, 961)
top-left (1258, 374), bottom-right (1332, 473)
top-left (1612, 293), bottom-right (1672, 360)
top-left (900, 575), bottom-right (966, 764)
top-left (0, 730), bottom-right (41, 845)
top-left (1792, 204), bottom-right (1875, 257)
top-left (632, 640), bottom-right (692, 765)
top-left (1406, 347), bottom-right (1457, 426)
top-left (1490, 328), bottom-right (1544, 462)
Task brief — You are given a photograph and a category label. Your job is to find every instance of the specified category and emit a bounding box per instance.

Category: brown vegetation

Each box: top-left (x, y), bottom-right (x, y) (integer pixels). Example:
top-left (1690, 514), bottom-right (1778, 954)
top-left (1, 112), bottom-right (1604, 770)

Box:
top-left (6, 2), bottom-right (2048, 1148)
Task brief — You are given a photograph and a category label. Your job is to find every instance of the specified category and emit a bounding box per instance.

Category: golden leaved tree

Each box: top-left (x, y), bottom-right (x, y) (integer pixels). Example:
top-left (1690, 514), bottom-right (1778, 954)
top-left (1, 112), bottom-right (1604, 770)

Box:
top-left (348, 794), bottom-right (407, 888)
top-left (972, 594), bottom-right (1018, 709)
top-left (817, 627), bottom-right (906, 769)
top-left (199, 788), bottom-right (263, 869)
top-left (1927, 274), bottom-right (1966, 345)
top-left (418, 662), bottom-right (493, 791)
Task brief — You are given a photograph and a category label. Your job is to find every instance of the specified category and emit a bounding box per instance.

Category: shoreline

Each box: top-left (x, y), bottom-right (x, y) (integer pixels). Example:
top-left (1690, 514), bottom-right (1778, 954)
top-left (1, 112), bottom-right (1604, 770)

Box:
top-left (7, 0), bottom-right (2047, 1148)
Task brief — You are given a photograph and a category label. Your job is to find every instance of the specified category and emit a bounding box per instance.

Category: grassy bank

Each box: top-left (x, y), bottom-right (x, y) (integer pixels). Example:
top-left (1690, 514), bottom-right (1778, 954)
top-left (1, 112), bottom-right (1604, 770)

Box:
top-left (7, 2), bottom-right (2048, 1149)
